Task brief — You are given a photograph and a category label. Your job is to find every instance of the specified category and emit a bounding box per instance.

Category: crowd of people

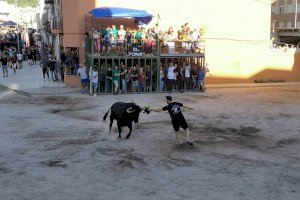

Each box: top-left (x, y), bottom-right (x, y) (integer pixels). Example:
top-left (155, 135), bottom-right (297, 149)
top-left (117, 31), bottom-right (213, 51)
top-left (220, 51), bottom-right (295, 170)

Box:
top-left (87, 23), bottom-right (205, 55)
top-left (76, 60), bottom-right (211, 96)
top-left (0, 27), bottom-right (18, 42)
top-left (0, 46), bottom-right (38, 76)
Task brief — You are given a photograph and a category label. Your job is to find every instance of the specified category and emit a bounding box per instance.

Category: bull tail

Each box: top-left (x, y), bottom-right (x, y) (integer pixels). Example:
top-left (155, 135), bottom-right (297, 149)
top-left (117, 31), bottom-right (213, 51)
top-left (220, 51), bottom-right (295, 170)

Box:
top-left (103, 108), bottom-right (111, 122)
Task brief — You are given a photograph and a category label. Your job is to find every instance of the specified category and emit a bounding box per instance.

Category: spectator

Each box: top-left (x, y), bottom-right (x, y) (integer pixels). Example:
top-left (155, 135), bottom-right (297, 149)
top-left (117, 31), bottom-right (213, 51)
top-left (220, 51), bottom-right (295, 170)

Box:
top-left (11, 54), bottom-right (17, 74)
top-left (191, 66), bottom-right (198, 92)
top-left (111, 25), bottom-right (118, 53)
top-left (167, 63), bottom-right (176, 93)
top-left (77, 63), bottom-right (89, 94)
top-left (126, 28), bottom-right (133, 52)
top-left (138, 68), bottom-right (146, 92)
top-left (184, 63), bottom-right (191, 91)
top-left (49, 58), bottom-right (59, 82)
top-left (118, 25), bottom-right (126, 54)
top-left (135, 27), bottom-right (143, 47)
top-left (174, 64), bottom-right (184, 93)
top-left (167, 27), bottom-right (176, 54)
top-left (106, 65), bottom-right (113, 93)
top-left (27, 49), bottom-right (33, 66)
top-left (103, 27), bottom-right (111, 53)
top-left (131, 65), bottom-right (139, 92)
top-left (31, 47), bottom-right (37, 65)
top-left (40, 58), bottom-right (49, 81)
top-left (91, 67), bottom-right (99, 96)
top-left (93, 29), bottom-right (100, 53)
top-left (17, 51), bottom-right (23, 69)
top-left (98, 65), bottom-right (105, 93)
top-left (159, 66), bottom-right (165, 92)
top-left (1, 54), bottom-right (8, 77)
top-left (112, 65), bottom-right (120, 94)
top-left (120, 64), bottom-right (127, 93)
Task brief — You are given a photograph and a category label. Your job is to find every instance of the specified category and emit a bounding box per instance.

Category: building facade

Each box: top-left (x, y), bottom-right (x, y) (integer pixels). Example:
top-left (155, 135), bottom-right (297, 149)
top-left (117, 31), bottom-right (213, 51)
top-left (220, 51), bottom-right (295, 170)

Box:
top-left (0, 0), bottom-right (40, 28)
top-left (43, 0), bottom-right (300, 86)
top-left (43, 0), bottom-right (99, 62)
top-left (271, 0), bottom-right (300, 44)
top-left (99, 0), bottom-right (299, 83)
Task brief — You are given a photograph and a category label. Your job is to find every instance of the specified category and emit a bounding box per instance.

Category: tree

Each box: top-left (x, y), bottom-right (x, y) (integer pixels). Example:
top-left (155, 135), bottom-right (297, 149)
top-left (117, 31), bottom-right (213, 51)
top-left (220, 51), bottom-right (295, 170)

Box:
top-left (7, 0), bottom-right (39, 8)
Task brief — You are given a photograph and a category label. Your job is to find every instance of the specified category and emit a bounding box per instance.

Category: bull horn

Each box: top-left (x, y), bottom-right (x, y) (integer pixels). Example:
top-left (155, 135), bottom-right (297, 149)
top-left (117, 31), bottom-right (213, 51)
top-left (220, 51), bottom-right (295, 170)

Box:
top-left (126, 107), bottom-right (135, 114)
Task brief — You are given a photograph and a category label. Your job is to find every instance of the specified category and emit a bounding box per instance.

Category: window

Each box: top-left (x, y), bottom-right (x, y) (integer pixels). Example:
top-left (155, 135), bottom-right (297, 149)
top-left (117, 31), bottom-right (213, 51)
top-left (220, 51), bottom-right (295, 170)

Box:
top-left (287, 22), bottom-right (292, 28)
top-left (287, 0), bottom-right (293, 4)
top-left (279, 21), bottom-right (285, 28)
top-left (279, 6), bottom-right (285, 13)
top-left (279, 0), bottom-right (284, 5)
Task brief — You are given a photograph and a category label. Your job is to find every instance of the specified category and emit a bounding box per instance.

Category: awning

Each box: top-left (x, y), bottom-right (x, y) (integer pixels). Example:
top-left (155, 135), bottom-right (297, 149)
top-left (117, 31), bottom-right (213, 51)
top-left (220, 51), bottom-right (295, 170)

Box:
top-left (90, 7), bottom-right (153, 24)
top-left (0, 20), bottom-right (17, 27)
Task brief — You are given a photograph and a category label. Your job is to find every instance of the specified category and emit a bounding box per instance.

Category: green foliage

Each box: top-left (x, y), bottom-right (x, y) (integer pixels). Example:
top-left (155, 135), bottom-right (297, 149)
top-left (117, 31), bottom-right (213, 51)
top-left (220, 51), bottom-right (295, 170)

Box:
top-left (7, 0), bottom-right (39, 8)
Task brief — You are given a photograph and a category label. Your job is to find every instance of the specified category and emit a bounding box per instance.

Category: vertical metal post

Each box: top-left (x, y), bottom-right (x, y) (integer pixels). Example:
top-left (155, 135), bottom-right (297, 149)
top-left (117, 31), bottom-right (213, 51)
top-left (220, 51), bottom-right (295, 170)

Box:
top-left (125, 58), bottom-right (127, 93)
top-left (144, 58), bottom-right (146, 93)
top-left (156, 38), bottom-right (161, 93)
top-left (105, 58), bottom-right (107, 94)
top-left (150, 58), bottom-right (153, 92)
top-left (138, 58), bottom-right (140, 92)
top-left (295, 0), bottom-right (298, 29)
top-left (112, 58), bottom-right (114, 93)
top-left (98, 58), bottom-right (100, 94)
top-left (90, 38), bottom-right (94, 95)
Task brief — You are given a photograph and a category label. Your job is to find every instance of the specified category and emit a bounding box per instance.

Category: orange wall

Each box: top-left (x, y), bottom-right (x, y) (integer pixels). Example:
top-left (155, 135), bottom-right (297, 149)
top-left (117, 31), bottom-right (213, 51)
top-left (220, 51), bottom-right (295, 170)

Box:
top-left (205, 52), bottom-right (300, 84)
top-left (62, 0), bottom-right (96, 63)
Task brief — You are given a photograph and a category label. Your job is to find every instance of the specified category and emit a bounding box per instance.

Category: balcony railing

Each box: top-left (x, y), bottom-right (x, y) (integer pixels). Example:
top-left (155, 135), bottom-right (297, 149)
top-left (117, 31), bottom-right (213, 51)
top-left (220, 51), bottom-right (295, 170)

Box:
top-left (52, 16), bottom-right (62, 29)
top-left (85, 37), bottom-right (205, 57)
top-left (45, 0), bottom-right (54, 4)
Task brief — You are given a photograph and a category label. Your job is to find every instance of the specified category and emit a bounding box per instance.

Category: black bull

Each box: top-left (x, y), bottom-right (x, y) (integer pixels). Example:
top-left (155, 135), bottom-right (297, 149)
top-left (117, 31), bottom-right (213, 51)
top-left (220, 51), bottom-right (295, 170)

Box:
top-left (103, 102), bottom-right (150, 138)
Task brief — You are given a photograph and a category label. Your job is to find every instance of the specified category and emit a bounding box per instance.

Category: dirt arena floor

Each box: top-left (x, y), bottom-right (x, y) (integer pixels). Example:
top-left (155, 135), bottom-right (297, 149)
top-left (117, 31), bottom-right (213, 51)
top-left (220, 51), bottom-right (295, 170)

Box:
top-left (0, 85), bottom-right (299, 200)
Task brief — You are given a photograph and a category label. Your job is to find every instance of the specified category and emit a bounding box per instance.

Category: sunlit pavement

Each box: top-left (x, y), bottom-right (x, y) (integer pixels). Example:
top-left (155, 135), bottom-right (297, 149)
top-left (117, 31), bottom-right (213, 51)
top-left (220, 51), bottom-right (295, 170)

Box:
top-left (0, 61), bottom-right (65, 92)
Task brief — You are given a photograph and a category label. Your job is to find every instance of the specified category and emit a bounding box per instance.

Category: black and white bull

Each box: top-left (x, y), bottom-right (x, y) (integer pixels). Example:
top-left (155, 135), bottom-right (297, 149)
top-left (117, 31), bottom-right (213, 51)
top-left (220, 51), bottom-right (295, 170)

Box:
top-left (103, 102), bottom-right (150, 138)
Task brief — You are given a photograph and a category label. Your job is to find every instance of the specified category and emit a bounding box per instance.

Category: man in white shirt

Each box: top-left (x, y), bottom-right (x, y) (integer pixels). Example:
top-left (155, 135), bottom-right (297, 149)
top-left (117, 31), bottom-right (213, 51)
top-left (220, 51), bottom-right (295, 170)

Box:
top-left (17, 52), bottom-right (23, 69)
top-left (167, 63), bottom-right (176, 93)
top-left (118, 25), bottom-right (126, 53)
top-left (91, 67), bottom-right (99, 96)
top-left (77, 63), bottom-right (89, 94)
top-left (184, 63), bottom-right (191, 91)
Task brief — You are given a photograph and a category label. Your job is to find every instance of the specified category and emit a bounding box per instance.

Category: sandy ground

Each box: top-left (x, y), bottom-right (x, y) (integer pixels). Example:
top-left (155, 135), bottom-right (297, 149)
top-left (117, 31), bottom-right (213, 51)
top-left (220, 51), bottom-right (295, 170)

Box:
top-left (0, 85), bottom-right (299, 200)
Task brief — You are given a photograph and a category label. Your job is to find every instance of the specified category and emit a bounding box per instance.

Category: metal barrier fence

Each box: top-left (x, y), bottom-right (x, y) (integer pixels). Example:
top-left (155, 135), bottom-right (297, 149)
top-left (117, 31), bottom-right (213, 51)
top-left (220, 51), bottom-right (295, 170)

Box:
top-left (85, 37), bottom-right (206, 94)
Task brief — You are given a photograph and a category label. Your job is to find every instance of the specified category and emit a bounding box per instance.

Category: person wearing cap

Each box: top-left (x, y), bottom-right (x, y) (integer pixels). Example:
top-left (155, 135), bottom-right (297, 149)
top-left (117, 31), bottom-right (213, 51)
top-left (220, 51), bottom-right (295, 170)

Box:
top-left (153, 96), bottom-right (193, 145)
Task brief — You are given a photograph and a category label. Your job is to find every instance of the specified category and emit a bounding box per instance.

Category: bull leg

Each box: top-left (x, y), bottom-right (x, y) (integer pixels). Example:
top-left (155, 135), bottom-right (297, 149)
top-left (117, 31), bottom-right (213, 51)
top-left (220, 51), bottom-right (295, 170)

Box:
top-left (109, 116), bottom-right (114, 132)
top-left (126, 123), bottom-right (133, 139)
top-left (117, 122), bottom-right (122, 138)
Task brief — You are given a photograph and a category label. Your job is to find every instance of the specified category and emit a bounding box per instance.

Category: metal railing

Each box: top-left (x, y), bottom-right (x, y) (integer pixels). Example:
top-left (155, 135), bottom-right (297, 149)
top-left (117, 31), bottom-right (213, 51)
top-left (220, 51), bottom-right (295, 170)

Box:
top-left (85, 37), bottom-right (205, 56)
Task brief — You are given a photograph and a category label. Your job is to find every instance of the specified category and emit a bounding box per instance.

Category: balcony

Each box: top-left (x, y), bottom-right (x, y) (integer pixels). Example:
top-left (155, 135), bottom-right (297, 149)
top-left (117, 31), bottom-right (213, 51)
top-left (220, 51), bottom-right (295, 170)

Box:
top-left (85, 37), bottom-right (205, 58)
top-left (51, 16), bottom-right (63, 33)
top-left (45, 0), bottom-right (54, 4)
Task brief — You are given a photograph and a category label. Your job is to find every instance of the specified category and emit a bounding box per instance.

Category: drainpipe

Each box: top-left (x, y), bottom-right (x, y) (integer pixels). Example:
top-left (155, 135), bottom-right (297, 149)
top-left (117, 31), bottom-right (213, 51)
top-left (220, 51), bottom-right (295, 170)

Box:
top-left (295, 0), bottom-right (298, 29)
